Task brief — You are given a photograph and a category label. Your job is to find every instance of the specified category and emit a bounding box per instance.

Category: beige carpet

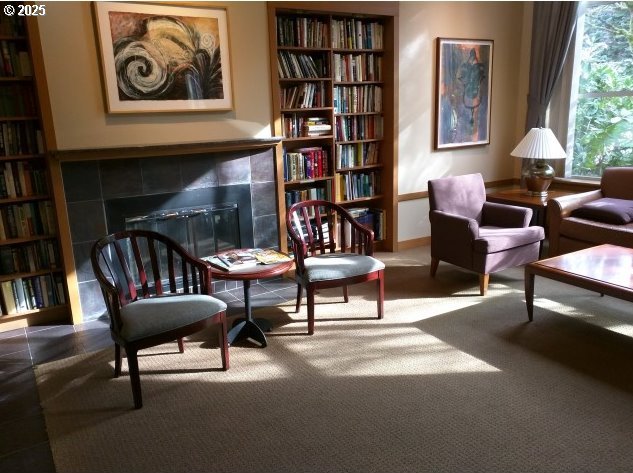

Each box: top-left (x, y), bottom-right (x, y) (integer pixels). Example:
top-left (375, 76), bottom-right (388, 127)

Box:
top-left (35, 248), bottom-right (633, 473)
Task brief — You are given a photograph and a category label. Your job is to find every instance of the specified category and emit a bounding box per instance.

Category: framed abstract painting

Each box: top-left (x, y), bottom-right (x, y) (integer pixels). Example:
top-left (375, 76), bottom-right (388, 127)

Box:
top-left (435, 38), bottom-right (493, 149)
top-left (93, 2), bottom-right (233, 113)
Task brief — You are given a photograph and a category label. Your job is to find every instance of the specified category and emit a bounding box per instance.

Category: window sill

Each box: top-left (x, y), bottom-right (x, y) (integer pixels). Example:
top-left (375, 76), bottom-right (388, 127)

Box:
top-left (551, 177), bottom-right (601, 192)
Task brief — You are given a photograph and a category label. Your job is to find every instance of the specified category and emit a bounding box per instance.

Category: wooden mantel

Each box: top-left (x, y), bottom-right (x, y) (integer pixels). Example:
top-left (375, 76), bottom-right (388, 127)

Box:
top-left (49, 137), bottom-right (284, 162)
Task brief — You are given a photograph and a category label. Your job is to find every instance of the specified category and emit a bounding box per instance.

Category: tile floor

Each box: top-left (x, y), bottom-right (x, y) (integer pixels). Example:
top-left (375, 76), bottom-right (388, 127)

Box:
top-left (0, 277), bottom-right (298, 473)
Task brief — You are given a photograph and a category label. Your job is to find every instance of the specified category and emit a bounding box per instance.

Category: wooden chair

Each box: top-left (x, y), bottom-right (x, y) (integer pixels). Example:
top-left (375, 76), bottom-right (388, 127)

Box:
top-left (286, 200), bottom-right (385, 335)
top-left (91, 229), bottom-right (229, 409)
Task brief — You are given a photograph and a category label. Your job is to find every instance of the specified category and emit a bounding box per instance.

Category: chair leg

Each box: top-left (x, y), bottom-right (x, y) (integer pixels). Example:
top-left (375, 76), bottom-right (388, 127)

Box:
top-left (307, 286), bottom-right (315, 335)
top-left (218, 313), bottom-right (229, 370)
top-left (295, 283), bottom-right (302, 313)
top-left (479, 274), bottom-right (489, 296)
top-left (377, 270), bottom-right (384, 319)
top-left (343, 285), bottom-right (349, 303)
top-left (430, 258), bottom-right (439, 277)
top-left (126, 349), bottom-right (143, 409)
top-left (114, 343), bottom-right (122, 378)
top-left (177, 338), bottom-right (184, 353)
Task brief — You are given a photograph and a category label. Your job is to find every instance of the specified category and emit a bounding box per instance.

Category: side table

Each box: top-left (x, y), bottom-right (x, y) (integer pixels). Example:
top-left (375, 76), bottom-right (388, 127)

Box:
top-left (486, 187), bottom-right (575, 229)
top-left (208, 250), bottom-right (294, 348)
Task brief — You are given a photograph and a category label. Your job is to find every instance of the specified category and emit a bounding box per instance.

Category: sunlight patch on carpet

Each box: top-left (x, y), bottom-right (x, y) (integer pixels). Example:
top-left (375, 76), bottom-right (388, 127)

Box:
top-left (282, 326), bottom-right (500, 376)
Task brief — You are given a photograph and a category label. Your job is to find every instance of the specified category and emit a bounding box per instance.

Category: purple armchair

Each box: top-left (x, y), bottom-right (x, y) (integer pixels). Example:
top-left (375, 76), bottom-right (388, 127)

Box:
top-left (428, 173), bottom-right (545, 295)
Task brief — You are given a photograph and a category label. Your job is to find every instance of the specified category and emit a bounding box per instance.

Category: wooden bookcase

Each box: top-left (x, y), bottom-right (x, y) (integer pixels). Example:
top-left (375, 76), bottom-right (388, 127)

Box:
top-left (0, 11), bottom-right (69, 331)
top-left (268, 4), bottom-right (397, 251)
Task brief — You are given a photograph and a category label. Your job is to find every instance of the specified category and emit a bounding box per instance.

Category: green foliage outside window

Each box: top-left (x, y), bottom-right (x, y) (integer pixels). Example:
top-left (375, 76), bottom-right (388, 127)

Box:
top-left (572, 1), bottom-right (633, 177)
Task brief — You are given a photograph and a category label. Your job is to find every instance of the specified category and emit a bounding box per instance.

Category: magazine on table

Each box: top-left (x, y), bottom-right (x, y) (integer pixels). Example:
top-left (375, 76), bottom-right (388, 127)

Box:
top-left (202, 249), bottom-right (291, 271)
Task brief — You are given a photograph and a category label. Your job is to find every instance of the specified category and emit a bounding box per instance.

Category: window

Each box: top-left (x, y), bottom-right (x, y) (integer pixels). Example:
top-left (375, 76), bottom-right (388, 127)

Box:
top-left (567, 1), bottom-right (633, 178)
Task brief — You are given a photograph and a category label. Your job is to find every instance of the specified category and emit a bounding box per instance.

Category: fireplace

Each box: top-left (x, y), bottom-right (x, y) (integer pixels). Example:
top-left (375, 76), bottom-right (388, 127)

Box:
top-left (57, 141), bottom-right (281, 322)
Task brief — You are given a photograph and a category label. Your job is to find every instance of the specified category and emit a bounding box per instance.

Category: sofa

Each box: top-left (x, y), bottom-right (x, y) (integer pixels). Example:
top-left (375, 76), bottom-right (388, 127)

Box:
top-left (548, 167), bottom-right (633, 256)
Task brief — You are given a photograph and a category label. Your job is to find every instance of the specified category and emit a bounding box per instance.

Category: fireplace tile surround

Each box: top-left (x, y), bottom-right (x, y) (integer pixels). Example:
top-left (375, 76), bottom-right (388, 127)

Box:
top-left (57, 141), bottom-right (281, 322)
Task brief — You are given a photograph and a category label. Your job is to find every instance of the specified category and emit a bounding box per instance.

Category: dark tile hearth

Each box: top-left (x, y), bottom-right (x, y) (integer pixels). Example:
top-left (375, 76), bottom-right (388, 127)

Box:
top-left (61, 147), bottom-right (279, 322)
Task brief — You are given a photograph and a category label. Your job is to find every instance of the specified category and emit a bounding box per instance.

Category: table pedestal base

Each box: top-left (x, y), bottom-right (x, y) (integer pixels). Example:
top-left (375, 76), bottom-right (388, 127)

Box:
top-left (228, 318), bottom-right (270, 347)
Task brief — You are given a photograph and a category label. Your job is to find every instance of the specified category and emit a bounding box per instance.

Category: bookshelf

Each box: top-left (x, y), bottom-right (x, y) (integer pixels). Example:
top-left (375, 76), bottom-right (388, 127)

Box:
top-left (0, 10), bottom-right (68, 331)
top-left (268, 5), bottom-right (396, 251)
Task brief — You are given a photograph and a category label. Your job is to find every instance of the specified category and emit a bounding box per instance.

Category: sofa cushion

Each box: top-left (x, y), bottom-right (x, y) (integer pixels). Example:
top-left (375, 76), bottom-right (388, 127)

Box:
top-left (570, 198), bottom-right (633, 224)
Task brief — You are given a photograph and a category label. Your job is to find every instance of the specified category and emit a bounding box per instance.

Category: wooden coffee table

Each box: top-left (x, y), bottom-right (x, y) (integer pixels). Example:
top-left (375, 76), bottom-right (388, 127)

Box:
top-left (208, 250), bottom-right (294, 347)
top-left (524, 244), bottom-right (633, 321)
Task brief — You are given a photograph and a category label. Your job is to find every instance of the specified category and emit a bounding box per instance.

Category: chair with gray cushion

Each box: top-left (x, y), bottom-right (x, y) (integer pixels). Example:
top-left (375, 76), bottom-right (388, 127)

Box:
top-left (286, 200), bottom-right (385, 335)
top-left (91, 229), bottom-right (229, 409)
top-left (428, 173), bottom-right (545, 295)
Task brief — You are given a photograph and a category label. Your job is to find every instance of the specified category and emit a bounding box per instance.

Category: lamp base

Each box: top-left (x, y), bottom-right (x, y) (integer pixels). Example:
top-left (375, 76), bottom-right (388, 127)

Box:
top-left (524, 159), bottom-right (555, 197)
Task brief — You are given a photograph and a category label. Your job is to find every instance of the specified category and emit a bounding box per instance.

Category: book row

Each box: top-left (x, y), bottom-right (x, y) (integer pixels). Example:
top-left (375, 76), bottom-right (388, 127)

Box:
top-left (336, 142), bottom-right (380, 169)
top-left (0, 272), bottom-right (66, 315)
top-left (285, 187), bottom-right (328, 209)
top-left (333, 85), bottom-right (383, 114)
top-left (276, 16), bottom-right (329, 48)
top-left (284, 147), bottom-right (330, 182)
top-left (0, 84), bottom-right (37, 116)
top-left (346, 207), bottom-right (385, 241)
top-left (282, 113), bottom-right (332, 139)
top-left (0, 200), bottom-right (56, 240)
top-left (0, 12), bottom-right (26, 37)
top-left (335, 115), bottom-right (383, 142)
top-left (337, 171), bottom-right (381, 201)
top-left (277, 51), bottom-right (328, 79)
top-left (280, 82), bottom-right (327, 109)
top-left (0, 160), bottom-right (48, 198)
top-left (333, 53), bottom-right (383, 82)
top-left (331, 18), bottom-right (384, 50)
top-left (0, 238), bottom-right (60, 275)
top-left (0, 40), bottom-right (32, 77)
top-left (0, 120), bottom-right (44, 156)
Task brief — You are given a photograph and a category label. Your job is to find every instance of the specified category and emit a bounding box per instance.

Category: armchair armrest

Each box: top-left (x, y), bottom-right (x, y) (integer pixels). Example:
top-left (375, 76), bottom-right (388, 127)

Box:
top-left (482, 201), bottom-right (532, 227)
top-left (548, 189), bottom-right (603, 256)
top-left (430, 210), bottom-right (479, 268)
top-left (430, 210), bottom-right (479, 243)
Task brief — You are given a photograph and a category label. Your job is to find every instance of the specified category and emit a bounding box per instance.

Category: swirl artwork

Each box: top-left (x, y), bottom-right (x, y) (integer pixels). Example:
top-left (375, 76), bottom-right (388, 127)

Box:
top-left (435, 38), bottom-right (493, 149)
top-left (93, 2), bottom-right (233, 113)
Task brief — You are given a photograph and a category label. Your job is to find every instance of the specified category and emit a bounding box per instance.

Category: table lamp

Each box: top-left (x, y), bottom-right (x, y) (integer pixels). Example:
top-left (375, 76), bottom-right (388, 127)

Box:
top-left (510, 127), bottom-right (567, 197)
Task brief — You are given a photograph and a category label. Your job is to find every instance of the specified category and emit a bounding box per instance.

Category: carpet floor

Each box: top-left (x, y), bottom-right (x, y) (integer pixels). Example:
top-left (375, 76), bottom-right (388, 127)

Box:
top-left (35, 249), bottom-right (633, 473)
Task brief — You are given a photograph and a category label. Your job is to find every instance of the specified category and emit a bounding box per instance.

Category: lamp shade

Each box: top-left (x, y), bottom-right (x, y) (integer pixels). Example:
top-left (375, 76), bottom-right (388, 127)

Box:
top-left (510, 128), bottom-right (566, 160)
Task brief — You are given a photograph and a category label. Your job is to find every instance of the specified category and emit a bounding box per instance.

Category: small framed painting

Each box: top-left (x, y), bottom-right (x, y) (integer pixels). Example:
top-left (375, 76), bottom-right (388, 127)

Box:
top-left (93, 2), bottom-right (233, 113)
top-left (435, 38), bottom-right (493, 149)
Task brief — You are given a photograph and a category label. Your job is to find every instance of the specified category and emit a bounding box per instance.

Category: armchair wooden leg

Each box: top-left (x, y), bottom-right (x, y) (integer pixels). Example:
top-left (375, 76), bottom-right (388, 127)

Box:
top-left (377, 270), bottom-right (384, 319)
top-left (177, 338), bottom-right (184, 353)
top-left (430, 258), bottom-right (439, 277)
top-left (479, 274), bottom-right (489, 296)
top-left (218, 313), bottom-right (229, 370)
top-left (114, 343), bottom-right (122, 378)
top-left (343, 285), bottom-right (349, 303)
top-left (126, 349), bottom-right (143, 409)
top-left (295, 283), bottom-right (302, 313)
top-left (307, 286), bottom-right (315, 335)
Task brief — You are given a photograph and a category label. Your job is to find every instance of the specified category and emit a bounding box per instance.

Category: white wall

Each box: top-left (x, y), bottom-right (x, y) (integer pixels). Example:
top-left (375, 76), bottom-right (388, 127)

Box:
top-left (397, 1), bottom-right (529, 242)
top-left (36, 1), bottom-right (532, 245)
top-left (37, 1), bottom-right (272, 149)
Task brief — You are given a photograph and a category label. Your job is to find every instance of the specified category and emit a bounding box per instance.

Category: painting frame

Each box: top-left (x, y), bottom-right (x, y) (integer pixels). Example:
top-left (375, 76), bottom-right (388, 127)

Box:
top-left (434, 38), bottom-right (493, 150)
top-left (93, 1), bottom-right (233, 114)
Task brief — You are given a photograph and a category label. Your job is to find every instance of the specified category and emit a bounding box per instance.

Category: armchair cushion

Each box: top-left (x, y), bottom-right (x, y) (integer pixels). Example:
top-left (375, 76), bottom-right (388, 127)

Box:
top-left (120, 294), bottom-right (227, 342)
top-left (301, 253), bottom-right (385, 283)
top-left (570, 198), bottom-right (633, 225)
top-left (475, 226), bottom-right (545, 253)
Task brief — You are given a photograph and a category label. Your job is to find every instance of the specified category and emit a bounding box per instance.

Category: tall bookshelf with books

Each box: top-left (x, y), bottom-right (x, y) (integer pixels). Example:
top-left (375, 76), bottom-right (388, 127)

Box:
top-left (269, 5), bottom-right (396, 251)
top-left (0, 11), bottom-right (68, 331)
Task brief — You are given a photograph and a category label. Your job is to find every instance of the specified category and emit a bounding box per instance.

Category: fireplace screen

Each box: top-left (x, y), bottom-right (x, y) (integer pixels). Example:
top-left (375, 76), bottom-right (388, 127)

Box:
top-left (125, 204), bottom-right (240, 258)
